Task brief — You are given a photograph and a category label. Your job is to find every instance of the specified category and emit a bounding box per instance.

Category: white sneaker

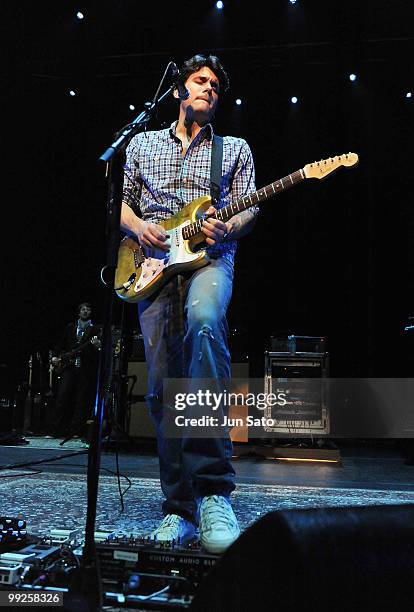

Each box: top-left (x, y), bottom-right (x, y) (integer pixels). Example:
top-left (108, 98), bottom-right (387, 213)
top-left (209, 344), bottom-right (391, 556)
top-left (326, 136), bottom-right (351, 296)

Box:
top-left (151, 514), bottom-right (196, 546)
top-left (199, 495), bottom-right (240, 554)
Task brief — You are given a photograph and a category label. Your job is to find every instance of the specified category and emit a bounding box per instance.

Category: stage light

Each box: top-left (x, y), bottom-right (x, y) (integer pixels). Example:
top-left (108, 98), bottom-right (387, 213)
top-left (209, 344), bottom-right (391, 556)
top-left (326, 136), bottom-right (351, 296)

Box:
top-left (289, 0), bottom-right (298, 4)
top-left (270, 457), bottom-right (340, 463)
top-left (216, 1), bottom-right (224, 9)
top-left (349, 73), bottom-right (357, 82)
top-left (129, 104), bottom-right (135, 110)
top-left (406, 92), bottom-right (412, 98)
top-left (76, 11), bottom-right (84, 20)
top-left (235, 98), bottom-right (242, 106)
top-left (291, 96), bottom-right (298, 104)
top-left (69, 90), bottom-right (76, 97)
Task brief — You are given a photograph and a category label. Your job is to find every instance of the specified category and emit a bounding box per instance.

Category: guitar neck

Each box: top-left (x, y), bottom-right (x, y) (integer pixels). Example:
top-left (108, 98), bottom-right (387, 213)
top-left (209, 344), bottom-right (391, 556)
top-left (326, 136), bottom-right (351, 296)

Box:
top-left (184, 168), bottom-right (305, 237)
top-left (218, 168), bottom-right (305, 222)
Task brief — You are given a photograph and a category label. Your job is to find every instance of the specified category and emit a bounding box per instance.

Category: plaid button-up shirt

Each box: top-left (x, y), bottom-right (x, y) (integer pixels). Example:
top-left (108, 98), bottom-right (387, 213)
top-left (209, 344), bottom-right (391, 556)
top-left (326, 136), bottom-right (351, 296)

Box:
top-left (122, 121), bottom-right (257, 263)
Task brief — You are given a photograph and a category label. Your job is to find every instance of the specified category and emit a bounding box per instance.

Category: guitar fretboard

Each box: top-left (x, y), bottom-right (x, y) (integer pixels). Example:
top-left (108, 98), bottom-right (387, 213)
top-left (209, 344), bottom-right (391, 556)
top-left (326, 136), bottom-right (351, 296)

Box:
top-left (182, 168), bottom-right (305, 240)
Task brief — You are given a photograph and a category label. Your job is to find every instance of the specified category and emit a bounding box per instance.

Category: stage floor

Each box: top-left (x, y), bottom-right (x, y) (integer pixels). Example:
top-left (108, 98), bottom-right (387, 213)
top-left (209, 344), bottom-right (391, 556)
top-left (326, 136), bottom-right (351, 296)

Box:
top-left (1, 437), bottom-right (413, 539)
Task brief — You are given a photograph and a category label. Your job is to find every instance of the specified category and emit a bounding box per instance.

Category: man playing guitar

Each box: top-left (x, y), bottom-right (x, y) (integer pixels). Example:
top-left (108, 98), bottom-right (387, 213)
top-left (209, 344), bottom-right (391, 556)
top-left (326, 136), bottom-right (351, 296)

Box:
top-left (49, 302), bottom-right (101, 440)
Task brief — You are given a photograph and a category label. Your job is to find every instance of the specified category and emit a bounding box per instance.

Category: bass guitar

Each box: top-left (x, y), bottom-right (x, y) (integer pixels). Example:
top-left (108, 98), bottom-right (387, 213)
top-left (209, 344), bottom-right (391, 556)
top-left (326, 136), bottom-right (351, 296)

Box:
top-left (115, 152), bottom-right (358, 303)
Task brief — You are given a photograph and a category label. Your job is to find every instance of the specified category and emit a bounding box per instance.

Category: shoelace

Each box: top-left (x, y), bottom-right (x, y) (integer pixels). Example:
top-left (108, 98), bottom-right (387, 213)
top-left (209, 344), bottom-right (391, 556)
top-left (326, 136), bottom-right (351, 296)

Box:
top-left (153, 514), bottom-right (182, 535)
top-left (200, 496), bottom-right (237, 531)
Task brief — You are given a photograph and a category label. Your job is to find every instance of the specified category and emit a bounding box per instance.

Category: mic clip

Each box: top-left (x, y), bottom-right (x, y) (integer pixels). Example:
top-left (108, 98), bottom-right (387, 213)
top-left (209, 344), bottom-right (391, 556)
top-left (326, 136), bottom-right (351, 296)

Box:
top-left (170, 62), bottom-right (190, 101)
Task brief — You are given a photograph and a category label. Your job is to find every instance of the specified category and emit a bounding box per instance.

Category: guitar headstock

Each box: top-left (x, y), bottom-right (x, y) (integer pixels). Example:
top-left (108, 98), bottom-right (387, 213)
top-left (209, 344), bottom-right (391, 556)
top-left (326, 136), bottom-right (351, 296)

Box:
top-left (303, 153), bottom-right (359, 180)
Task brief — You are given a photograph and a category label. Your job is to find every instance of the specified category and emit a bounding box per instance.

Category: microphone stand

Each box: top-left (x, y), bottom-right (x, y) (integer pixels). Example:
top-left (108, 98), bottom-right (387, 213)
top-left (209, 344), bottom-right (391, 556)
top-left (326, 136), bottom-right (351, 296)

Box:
top-left (72, 78), bottom-right (176, 611)
top-left (100, 83), bottom-right (175, 163)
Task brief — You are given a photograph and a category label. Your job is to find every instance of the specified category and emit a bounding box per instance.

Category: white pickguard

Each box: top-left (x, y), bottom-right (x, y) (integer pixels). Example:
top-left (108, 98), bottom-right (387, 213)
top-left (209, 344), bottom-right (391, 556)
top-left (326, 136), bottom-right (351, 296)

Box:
top-left (133, 221), bottom-right (205, 294)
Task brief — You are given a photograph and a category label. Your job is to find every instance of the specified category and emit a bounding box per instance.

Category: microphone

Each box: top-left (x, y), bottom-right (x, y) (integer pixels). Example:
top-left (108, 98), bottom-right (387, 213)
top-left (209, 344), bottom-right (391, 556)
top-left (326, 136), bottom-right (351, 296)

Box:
top-left (170, 62), bottom-right (190, 101)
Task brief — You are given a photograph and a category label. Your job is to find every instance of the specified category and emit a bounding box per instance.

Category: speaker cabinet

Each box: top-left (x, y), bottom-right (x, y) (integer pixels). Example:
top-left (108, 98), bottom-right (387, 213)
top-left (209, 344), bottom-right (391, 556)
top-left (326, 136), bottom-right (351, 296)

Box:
top-left (126, 361), bottom-right (153, 438)
top-left (191, 504), bottom-right (414, 611)
top-left (126, 361), bottom-right (149, 397)
top-left (128, 399), bottom-right (156, 438)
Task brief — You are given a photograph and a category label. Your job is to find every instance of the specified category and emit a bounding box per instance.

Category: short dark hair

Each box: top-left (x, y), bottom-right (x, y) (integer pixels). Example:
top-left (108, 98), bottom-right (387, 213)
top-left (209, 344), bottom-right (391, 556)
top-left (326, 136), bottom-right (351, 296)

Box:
top-left (178, 54), bottom-right (230, 93)
top-left (78, 302), bottom-right (92, 313)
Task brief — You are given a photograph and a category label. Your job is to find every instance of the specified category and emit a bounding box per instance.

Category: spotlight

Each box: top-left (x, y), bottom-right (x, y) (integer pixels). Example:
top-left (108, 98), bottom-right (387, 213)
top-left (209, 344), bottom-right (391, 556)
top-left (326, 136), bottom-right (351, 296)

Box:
top-left (406, 92), bottom-right (412, 98)
top-left (235, 98), bottom-right (242, 106)
top-left (76, 11), bottom-right (84, 20)
top-left (291, 96), bottom-right (298, 104)
top-left (216, 1), bottom-right (224, 9)
top-left (129, 104), bottom-right (135, 110)
top-left (349, 73), bottom-right (357, 82)
top-left (289, 0), bottom-right (297, 4)
top-left (69, 90), bottom-right (76, 97)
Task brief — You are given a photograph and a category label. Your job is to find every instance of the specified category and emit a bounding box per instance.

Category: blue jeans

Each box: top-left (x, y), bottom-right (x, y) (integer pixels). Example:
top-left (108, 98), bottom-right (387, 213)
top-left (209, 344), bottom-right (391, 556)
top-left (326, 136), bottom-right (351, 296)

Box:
top-left (138, 257), bottom-right (236, 524)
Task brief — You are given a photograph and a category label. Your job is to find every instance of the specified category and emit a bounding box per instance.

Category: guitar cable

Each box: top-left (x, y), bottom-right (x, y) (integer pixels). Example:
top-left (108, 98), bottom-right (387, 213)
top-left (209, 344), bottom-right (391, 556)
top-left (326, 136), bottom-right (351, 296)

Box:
top-left (100, 265), bottom-right (110, 287)
top-left (100, 265), bottom-right (136, 291)
top-left (114, 273), bottom-right (137, 292)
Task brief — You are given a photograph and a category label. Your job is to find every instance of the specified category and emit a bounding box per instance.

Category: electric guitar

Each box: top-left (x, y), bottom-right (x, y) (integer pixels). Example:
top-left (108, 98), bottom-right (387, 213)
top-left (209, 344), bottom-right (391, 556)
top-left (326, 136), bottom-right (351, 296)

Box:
top-left (51, 336), bottom-right (101, 375)
top-left (51, 351), bottom-right (77, 375)
top-left (115, 152), bottom-right (359, 303)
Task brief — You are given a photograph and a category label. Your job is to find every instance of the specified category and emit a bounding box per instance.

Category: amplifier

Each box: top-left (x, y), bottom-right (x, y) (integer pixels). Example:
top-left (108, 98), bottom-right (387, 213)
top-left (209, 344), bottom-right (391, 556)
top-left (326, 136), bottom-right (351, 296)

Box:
top-left (263, 351), bottom-right (330, 435)
top-left (128, 331), bottom-right (146, 362)
top-left (127, 399), bottom-right (156, 439)
top-left (126, 361), bottom-right (155, 439)
top-left (270, 335), bottom-right (327, 354)
top-left (127, 361), bottom-right (149, 398)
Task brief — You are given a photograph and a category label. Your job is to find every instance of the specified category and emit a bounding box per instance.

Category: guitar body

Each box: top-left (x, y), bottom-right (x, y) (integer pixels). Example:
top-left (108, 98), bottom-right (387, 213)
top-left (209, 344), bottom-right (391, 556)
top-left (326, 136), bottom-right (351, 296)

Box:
top-left (52, 352), bottom-right (76, 375)
top-left (115, 195), bottom-right (213, 303)
top-left (52, 333), bottom-right (100, 375)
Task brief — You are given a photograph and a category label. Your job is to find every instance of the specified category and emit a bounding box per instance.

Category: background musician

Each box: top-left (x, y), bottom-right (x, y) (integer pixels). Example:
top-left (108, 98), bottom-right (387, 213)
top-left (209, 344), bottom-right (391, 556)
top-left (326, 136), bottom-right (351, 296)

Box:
top-left (48, 302), bottom-right (101, 440)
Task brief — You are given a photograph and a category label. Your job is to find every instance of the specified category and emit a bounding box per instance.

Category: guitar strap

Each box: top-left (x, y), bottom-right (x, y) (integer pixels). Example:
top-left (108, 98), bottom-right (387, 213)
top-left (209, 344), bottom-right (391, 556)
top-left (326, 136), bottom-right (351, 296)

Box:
top-left (210, 134), bottom-right (223, 205)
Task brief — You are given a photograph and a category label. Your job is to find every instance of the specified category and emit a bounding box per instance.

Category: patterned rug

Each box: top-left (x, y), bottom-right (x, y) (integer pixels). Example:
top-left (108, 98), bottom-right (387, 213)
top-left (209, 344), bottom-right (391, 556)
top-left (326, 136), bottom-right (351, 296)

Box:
top-left (2, 472), bottom-right (414, 538)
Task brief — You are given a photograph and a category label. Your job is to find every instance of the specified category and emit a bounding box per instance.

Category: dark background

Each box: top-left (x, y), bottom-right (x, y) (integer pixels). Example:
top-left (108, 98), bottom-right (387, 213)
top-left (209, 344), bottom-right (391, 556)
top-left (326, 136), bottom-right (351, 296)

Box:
top-left (2, 1), bottom-right (414, 396)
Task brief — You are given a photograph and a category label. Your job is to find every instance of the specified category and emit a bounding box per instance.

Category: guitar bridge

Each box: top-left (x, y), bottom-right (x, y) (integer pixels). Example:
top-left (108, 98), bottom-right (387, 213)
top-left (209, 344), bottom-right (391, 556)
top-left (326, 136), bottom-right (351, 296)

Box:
top-left (133, 246), bottom-right (145, 267)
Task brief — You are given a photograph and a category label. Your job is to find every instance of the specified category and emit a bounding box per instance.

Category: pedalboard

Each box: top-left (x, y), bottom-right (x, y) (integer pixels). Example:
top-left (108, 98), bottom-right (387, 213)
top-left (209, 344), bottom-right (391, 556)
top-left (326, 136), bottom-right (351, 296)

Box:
top-left (96, 536), bottom-right (218, 586)
top-left (0, 529), bottom-right (220, 608)
top-left (0, 516), bottom-right (27, 551)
